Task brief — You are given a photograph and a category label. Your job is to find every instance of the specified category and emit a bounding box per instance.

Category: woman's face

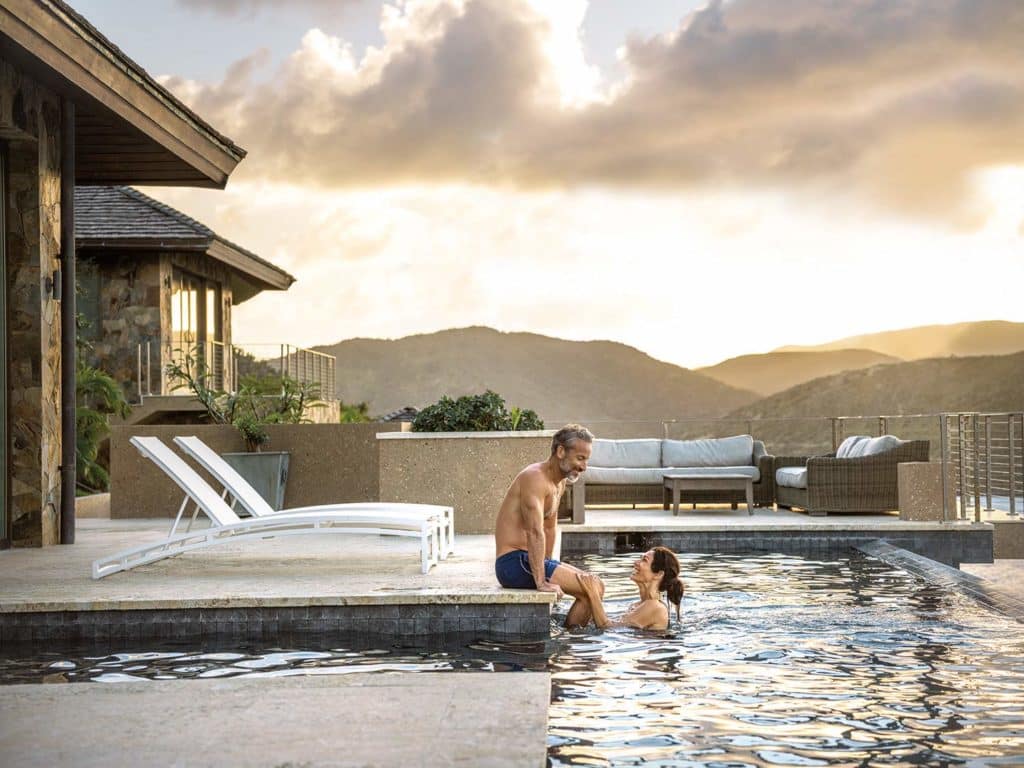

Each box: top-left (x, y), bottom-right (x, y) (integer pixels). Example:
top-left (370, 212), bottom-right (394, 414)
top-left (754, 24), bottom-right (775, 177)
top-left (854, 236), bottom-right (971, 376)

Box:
top-left (630, 549), bottom-right (658, 585)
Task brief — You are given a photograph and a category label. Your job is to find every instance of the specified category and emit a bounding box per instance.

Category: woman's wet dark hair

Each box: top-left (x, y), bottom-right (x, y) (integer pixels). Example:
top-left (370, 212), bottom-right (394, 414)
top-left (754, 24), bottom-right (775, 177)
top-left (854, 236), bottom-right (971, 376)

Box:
top-left (651, 546), bottom-right (684, 621)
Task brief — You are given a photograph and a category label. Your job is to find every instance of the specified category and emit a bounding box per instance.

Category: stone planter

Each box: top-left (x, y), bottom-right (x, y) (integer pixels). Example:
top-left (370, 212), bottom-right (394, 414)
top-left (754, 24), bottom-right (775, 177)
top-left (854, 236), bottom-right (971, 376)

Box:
top-left (222, 451), bottom-right (290, 512)
top-left (378, 430), bottom-right (554, 534)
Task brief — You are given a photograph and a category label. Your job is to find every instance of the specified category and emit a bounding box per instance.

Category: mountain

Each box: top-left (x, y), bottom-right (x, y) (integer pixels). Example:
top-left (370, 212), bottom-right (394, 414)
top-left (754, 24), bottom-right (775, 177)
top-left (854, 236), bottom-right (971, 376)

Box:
top-left (732, 352), bottom-right (1024, 419)
top-left (315, 326), bottom-right (758, 421)
top-left (774, 320), bottom-right (1024, 360)
top-left (699, 348), bottom-right (899, 397)
top-left (724, 352), bottom-right (1024, 455)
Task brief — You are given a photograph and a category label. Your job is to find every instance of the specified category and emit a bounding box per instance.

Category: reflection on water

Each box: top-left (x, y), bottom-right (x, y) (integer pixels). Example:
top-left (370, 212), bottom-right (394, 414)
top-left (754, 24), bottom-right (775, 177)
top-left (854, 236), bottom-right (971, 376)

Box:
top-left (547, 552), bottom-right (1024, 767)
top-left (2, 553), bottom-right (1023, 766)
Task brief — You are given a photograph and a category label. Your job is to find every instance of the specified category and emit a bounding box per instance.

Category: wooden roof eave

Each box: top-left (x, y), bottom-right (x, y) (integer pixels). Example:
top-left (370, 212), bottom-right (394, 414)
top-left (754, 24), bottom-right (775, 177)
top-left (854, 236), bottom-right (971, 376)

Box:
top-left (0, 0), bottom-right (245, 188)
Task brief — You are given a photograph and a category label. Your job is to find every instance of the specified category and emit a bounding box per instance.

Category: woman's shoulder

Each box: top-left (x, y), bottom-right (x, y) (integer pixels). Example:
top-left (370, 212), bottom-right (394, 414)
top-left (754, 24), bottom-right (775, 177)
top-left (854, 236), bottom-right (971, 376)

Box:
top-left (627, 598), bottom-right (668, 630)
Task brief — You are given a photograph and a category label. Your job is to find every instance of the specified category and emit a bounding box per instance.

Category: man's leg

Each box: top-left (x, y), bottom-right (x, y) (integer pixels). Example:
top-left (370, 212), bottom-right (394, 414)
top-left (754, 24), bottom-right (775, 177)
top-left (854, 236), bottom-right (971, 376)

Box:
top-left (549, 562), bottom-right (604, 628)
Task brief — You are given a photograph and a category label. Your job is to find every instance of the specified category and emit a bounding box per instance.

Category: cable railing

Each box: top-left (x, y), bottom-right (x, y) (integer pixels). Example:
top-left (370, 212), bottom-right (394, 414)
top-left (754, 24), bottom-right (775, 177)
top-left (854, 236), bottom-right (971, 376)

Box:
top-left (941, 412), bottom-right (1023, 520)
top-left (134, 341), bottom-right (336, 401)
top-left (232, 343), bottom-right (336, 400)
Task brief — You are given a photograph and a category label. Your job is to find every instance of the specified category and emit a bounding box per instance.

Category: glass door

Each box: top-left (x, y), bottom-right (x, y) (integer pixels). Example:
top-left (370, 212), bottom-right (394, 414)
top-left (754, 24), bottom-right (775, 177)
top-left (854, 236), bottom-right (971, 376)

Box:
top-left (1, 147), bottom-right (9, 547)
top-left (170, 269), bottom-right (223, 390)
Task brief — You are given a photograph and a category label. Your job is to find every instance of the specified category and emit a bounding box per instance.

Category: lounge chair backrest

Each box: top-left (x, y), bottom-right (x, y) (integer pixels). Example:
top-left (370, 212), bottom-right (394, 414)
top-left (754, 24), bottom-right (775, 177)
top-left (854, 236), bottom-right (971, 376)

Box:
top-left (173, 436), bottom-right (276, 517)
top-left (130, 436), bottom-right (242, 527)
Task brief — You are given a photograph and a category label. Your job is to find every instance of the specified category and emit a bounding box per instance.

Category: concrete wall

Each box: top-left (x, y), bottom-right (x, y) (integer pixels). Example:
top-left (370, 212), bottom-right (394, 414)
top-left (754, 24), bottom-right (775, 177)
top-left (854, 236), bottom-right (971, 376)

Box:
top-left (993, 520), bottom-right (1024, 559)
top-left (378, 431), bottom-right (554, 534)
top-left (2, 60), bottom-right (64, 547)
top-left (110, 422), bottom-right (401, 518)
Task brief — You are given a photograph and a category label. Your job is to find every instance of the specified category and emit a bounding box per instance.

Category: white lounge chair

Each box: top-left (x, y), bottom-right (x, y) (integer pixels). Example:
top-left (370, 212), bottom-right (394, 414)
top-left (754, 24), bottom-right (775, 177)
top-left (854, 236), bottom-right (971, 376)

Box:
top-left (172, 434), bottom-right (455, 558)
top-left (92, 436), bottom-right (445, 578)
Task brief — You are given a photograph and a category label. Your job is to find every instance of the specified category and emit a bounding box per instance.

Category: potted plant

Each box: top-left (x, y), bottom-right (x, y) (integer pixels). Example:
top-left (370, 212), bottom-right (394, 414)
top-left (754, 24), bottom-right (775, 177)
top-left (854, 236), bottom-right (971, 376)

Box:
top-left (166, 349), bottom-right (323, 511)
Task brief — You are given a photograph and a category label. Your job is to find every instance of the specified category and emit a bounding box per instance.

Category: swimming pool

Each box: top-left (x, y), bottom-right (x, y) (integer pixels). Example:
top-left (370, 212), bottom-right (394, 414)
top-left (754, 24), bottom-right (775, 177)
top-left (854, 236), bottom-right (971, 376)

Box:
top-left (3, 552), bottom-right (1022, 766)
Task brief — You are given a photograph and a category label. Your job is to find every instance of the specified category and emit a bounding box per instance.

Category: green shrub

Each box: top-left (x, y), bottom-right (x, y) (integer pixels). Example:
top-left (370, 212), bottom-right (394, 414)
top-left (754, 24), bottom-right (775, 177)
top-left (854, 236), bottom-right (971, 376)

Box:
top-left (412, 390), bottom-right (544, 432)
top-left (166, 347), bottom-right (324, 451)
top-left (76, 363), bottom-right (131, 493)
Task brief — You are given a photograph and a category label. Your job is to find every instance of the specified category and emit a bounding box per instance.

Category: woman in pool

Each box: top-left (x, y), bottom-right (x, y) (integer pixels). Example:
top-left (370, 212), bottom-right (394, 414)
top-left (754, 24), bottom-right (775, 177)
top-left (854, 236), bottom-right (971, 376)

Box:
top-left (575, 546), bottom-right (684, 631)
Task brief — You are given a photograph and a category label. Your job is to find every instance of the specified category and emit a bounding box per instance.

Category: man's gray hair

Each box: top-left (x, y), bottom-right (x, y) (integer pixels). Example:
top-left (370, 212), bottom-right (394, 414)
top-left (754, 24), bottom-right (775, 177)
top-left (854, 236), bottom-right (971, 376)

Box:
top-left (551, 424), bottom-right (594, 455)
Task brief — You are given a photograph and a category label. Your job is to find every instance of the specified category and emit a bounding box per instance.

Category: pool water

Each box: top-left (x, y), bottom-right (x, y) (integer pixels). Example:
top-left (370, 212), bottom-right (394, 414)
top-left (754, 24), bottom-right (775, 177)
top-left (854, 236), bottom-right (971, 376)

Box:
top-left (4, 552), bottom-right (1023, 766)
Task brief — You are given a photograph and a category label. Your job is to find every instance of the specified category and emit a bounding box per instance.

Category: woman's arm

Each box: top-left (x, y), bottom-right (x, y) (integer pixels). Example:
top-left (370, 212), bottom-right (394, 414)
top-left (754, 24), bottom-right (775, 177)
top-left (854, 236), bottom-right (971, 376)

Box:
top-left (577, 574), bottom-right (670, 630)
top-left (576, 573), bottom-right (615, 628)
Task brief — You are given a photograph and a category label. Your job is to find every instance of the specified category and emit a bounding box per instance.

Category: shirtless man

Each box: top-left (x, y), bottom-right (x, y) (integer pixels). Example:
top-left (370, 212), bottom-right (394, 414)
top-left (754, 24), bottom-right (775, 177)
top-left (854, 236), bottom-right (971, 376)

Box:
top-left (494, 424), bottom-right (604, 627)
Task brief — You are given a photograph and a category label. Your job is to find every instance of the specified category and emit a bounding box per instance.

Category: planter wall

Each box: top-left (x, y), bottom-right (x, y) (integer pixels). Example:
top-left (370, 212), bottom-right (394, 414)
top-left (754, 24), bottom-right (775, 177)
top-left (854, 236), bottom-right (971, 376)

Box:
top-left (110, 422), bottom-right (402, 518)
top-left (377, 431), bottom-right (555, 535)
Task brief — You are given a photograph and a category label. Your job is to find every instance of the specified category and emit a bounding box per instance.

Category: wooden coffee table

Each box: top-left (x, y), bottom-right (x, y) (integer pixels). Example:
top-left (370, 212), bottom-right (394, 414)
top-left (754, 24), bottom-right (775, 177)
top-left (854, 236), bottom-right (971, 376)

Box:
top-left (663, 474), bottom-right (754, 516)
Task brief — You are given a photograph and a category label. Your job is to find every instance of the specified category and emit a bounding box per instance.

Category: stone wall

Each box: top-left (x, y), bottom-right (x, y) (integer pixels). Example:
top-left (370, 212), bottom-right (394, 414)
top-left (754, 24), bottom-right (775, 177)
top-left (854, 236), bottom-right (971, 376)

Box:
top-left (110, 422), bottom-right (401, 518)
top-left (79, 252), bottom-right (162, 402)
top-left (2, 61), bottom-right (63, 547)
top-left (377, 431), bottom-right (555, 534)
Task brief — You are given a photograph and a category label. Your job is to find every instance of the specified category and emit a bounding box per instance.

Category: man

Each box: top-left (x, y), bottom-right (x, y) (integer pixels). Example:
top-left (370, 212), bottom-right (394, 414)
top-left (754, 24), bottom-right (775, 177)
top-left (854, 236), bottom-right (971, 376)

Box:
top-left (494, 423), bottom-right (604, 626)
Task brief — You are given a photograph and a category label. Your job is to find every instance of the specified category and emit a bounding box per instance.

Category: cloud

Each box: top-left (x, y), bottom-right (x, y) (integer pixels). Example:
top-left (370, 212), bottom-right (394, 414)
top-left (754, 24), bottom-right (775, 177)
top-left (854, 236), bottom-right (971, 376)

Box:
top-left (176, 0), bottom-right (362, 16)
top-left (163, 0), bottom-right (1024, 222)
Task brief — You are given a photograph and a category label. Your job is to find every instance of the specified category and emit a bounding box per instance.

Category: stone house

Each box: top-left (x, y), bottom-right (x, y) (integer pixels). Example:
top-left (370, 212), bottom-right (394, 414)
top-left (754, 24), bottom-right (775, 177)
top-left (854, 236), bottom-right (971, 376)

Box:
top-left (2, 0), bottom-right (245, 548)
top-left (74, 186), bottom-right (294, 404)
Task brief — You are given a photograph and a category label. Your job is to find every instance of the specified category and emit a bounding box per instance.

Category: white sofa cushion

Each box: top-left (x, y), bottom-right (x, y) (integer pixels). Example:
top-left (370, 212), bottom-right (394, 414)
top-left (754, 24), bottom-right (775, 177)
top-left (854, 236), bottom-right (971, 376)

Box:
top-left (836, 434), bottom-right (903, 459)
top-left (836, 435), bottom-right (871, 458)
top-left (663, 465), bottom-right (760, 481)
top-left (861, 435), bottom-right (904, 456)
top-left (775, 467), bottom-right (808, 489)
top-left (584, 467), bottom-right (678, 484)
top-left (589, 439), bottom-right (662, 469)
top-left (662, 435), bottom-right (754, 468)
top-left (586, 465), bottom-right (760, 484)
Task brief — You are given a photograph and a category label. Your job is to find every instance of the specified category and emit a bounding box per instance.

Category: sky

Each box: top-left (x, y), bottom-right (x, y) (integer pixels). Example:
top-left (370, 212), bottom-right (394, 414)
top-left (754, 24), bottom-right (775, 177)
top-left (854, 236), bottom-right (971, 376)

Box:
top-left (72, 0), bottom-right (1024, 369)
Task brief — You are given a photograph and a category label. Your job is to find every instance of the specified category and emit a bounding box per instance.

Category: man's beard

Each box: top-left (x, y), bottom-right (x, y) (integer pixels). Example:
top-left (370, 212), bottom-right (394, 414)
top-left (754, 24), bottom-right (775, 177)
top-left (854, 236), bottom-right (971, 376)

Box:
top-left (561, 459), bottom-right (581, 484)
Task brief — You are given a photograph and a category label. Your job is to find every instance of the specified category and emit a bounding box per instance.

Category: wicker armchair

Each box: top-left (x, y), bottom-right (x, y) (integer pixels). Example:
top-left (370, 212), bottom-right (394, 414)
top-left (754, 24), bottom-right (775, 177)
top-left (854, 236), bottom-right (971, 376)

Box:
top-left (774, 439), bottom-right (930, 515)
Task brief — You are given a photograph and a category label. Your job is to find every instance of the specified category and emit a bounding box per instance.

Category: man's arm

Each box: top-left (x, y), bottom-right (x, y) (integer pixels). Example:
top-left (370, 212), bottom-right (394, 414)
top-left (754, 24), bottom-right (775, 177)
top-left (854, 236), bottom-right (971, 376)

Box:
top-left (521, 476), bottom-right (561, 595)
top-left (543, 506), bottom-right (557, 560)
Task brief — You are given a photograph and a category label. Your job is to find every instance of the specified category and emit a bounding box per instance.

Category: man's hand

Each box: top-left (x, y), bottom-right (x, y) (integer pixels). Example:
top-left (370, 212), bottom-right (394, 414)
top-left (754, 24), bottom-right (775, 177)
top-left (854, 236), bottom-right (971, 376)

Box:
top-left (537, 580), bottom-right (564, 599)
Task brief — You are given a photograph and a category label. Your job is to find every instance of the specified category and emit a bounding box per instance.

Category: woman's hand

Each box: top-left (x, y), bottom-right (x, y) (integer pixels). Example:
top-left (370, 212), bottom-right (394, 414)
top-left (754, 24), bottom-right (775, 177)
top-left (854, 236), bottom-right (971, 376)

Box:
top-left (576, 572), bottom-right (601, 596)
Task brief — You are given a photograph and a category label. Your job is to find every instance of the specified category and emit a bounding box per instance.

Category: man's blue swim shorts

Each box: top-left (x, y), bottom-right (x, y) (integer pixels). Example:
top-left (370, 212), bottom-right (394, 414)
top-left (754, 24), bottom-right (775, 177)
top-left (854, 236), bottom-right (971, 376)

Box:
top-left (495, 549), bottom-right (561, 589)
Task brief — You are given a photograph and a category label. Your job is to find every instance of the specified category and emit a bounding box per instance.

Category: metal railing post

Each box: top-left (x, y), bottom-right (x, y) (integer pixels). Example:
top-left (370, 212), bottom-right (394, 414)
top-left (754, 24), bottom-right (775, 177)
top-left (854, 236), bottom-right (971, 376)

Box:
top-left (879, 416), bottom-right (887, 436)
top-left (831, 418), bottom-right (839, 452)
top-left (137, 344), bottom-right (143, 402)
top-left (940, 414), bottom-right (950, 522)
top-left (984, 415), bottom-right (993, 511)
top-left (146, 341), bottom-right (152, 396)
top-left (1010, 414), bottom-right (1018, 517)
top-left (954, 415), bottom-right (962, 524)
top-left (972, 414), bottom-right (981, 522)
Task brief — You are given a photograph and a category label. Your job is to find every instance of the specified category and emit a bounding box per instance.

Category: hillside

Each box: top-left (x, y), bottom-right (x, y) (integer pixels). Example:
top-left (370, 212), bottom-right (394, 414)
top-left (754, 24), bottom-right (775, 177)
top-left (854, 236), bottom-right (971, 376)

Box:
top-left (732, 352), bottom-right (1024, 419)
top-left (315, 326), bottom-right (758, 421)
top-left (726, 352), bottom-right (1024, 455)
top-left (775, 320), bottom-right (1024, 360)
top-left (699, 348), bottom-right (899, 396)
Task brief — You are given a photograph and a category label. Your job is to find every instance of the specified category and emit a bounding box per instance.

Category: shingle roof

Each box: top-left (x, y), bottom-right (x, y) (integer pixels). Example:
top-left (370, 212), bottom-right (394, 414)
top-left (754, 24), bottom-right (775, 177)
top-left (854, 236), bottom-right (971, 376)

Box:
top-left (380, 407), bottom-right (420, 422)
top-left (50, 0), bottom-right (246, 160)
top-left (75, 185), bottom-right (214, 241)
top-left (74, 186), bottom-right (295, 291)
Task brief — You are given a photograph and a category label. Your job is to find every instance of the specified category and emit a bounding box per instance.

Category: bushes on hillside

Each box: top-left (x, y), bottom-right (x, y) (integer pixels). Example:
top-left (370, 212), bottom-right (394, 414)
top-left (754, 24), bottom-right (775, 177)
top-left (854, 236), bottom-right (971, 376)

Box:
top-left (412, 390), bottom-right (544, 432)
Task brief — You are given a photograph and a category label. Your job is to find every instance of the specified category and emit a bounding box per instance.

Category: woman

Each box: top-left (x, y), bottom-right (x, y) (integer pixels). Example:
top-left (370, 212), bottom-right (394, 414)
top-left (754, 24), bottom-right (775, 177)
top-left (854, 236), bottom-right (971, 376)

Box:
top-left (575, 546), bottom-right (684, 631)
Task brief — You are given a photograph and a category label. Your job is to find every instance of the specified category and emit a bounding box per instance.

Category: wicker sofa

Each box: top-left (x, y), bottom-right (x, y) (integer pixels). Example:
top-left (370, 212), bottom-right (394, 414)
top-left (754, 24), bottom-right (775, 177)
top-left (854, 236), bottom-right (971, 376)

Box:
top-left (774, 435), bottom-right (930, 516)
top-left (568, 435), bottom-right (774, 523)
